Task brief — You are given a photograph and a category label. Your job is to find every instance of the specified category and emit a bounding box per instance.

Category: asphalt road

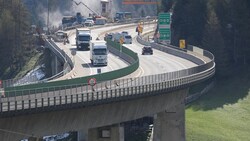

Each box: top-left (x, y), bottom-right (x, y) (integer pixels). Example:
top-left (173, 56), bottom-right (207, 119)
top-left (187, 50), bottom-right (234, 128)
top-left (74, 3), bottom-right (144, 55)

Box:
top-left (52, 22), bottom-right (197, 80)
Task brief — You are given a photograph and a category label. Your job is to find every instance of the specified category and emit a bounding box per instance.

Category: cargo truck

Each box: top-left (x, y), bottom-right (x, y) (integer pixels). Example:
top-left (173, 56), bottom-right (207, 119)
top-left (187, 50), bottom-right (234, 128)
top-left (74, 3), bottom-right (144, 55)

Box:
top-left (90, 41), bottom-right (108, 66)
top-left (75, 28), bottom-right (92, 50)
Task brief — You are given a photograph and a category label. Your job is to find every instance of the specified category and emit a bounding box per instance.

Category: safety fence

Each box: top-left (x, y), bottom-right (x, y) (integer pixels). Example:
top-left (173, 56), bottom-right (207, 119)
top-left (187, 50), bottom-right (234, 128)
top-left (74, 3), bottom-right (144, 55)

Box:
top-left (0, 42), bottom-right (214, 117)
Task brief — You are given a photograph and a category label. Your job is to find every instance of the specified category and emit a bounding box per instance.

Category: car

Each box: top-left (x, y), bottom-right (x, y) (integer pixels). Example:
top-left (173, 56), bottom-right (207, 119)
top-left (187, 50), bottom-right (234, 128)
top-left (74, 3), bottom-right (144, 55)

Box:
top-left (124, 35), bottom-right (132, 44)
top-left (104, 33), bottom-right (113, 41)
top-left (121, 31), bottom-right (128, 36)
top-left (84, 20), bottom-right (94, 27)
top-left (142, 46), bottom-right (153, 55)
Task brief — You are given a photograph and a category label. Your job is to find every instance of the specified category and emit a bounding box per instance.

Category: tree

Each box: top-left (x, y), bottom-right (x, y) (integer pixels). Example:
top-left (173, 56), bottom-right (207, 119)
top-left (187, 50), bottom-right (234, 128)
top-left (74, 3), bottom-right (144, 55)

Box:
top-left (230, 0), bottom-right (250, 65)
top-left (202, 5), bottom-right (231, 76)
top-left (0, 0), bottom-right (34, 79)
top-left (171, 0), bottom-right (206, 46)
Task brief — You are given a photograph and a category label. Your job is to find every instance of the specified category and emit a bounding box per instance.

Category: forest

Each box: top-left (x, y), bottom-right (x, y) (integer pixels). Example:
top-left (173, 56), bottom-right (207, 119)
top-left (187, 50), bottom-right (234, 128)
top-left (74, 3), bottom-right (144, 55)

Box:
top-left (165, 0), bottom-right (250, 77)
top-left (0, 0), bottom-right (34, 79)
top-left (1, 0), bottom-right (250, 79)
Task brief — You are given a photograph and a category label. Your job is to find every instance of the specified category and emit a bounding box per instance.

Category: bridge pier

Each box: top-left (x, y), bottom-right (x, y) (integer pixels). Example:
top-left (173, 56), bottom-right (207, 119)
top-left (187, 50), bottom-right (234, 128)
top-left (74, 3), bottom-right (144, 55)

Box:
top-left (78, 124), bottom-right (124, 141)
top-left (51, 54), bottom-right (60, 76)
top-left (78, 128), bottom-right (88, 141)
top-left (153, 94), bottom-right (186, 141)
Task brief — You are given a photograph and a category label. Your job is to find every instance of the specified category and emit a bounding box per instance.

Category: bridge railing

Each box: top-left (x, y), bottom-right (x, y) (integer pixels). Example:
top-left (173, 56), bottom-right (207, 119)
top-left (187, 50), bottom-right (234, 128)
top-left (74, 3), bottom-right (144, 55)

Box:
top-left (1, 37), bottom-right (72, 88)
top-left (1, 19), bottom-right (156, 89)
top-left (0, 58), bottom-right (214, 116)
top-left (0, 22), bottom-right (215, 116)
top-left (0, 41), bottom-right (215, 116)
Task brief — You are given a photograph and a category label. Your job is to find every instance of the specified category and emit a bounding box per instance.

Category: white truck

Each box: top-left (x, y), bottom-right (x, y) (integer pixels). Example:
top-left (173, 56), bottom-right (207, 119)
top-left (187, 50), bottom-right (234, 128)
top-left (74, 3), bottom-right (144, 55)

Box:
top-left (90, 41), bottom-right (108, 66)
top-left (75, 28), bottom-right (92, 50)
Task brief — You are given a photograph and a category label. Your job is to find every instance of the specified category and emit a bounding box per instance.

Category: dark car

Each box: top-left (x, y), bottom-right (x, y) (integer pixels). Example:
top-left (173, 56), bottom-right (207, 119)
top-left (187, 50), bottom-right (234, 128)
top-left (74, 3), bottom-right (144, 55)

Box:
top-left (142, 46), bottom-right (153, 55)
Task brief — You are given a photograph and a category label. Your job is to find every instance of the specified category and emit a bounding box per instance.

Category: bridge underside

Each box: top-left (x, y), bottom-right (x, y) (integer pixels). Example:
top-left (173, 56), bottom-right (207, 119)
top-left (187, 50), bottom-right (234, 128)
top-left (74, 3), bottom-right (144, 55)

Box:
top-left (0, 88), bottom-right (188, 141)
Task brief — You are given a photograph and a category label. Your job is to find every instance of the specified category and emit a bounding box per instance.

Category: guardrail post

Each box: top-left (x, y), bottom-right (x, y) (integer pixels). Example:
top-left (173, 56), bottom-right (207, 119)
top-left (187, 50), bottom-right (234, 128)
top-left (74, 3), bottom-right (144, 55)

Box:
top-left (82, 94), bottom-right (84, 102)
top-left (29, 100), bottom-right (31, 109)
top-left (71, 95), bottom-right (73, 103)
top-left (65, 96), bottom-right (67, 104)
top-left (115, 89), bottom-right (117, 98)
top-left (76, 94), bottom-right (78, 103)
top-left (42, 98), bottom-right (44, 108)
top-left (35, 99), bottom-right (37, 108)
top-left (119, 89), bottom-right (121, 97)
top-left (60, 96), bottom-right (62, 105)
top-left (48, 98), bottom-right (50, 106)
top-left (22, 101), bottom-right (24, 110)
top-left (8, 102), bottom-right (10, 111)
top-left (122, 88), bottom-right (125, 96)
top-left (0, 103), bottom-right (2, 112)
top-left (87, 92), bottom-right (90, 101)
top-left (15, 101), bottom-right (17, 110)
top-left (54, 97), bottom-right (56, 106)
top-left (96, 92), bottom-right (99, 100)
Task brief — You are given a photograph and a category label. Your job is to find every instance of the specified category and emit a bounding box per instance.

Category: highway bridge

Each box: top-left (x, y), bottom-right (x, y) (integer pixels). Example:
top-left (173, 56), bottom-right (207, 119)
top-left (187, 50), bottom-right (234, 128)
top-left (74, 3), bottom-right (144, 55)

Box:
top-left (0, 21), bottom-right (215, 141)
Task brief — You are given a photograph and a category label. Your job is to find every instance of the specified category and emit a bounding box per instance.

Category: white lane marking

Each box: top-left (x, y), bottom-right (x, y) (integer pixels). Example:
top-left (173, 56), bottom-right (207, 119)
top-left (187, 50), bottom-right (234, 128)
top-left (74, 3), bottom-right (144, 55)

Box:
top-left (135, 66), bottom-right (145, 77)
top-left (76, 53), bottom-right (93, 75)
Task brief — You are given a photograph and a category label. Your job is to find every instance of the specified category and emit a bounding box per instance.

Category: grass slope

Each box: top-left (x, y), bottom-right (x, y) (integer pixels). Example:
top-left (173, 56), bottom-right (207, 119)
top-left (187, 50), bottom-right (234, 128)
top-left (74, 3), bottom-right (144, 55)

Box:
top-left (186, 67), bottom-right (250, 141)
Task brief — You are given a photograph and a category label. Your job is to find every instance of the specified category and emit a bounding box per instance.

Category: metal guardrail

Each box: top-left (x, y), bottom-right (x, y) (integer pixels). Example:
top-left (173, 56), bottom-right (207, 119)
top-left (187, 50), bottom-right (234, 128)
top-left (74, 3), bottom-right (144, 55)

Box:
top-left (0, 39), bottom-right (215, 117)
top-left (1, 19), bottom-right (156, 88)
top-left (0, 19), bottom-right (215, 117)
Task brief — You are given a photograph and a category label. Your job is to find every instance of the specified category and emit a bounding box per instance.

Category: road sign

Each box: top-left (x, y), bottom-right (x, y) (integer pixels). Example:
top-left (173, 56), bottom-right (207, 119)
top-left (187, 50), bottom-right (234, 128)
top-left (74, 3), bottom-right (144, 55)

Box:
top-left (158, 13), bottom-right (171, 25)
top-left (179, 40), bottom-right (186, 49)
top-left (158, 13), bottom-right (171, 42)
top-left (88, 78), bottom-right (96, 86)
top-left (119, 37), bottom-right (124, 44)
top-left (159, 28), bottom-right (171, 40)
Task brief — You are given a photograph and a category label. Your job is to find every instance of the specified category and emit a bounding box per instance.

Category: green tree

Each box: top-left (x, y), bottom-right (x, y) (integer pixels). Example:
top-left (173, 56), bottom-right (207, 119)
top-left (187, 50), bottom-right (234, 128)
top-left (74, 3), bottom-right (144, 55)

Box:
top-left (230, 0), bottom-right (250, 65)
top-left (202, 4), bottom-right (231, 76)
top-left (0, 0), bottom-right (34, 79)
top-left (171, 0), bottom-right (206, 46)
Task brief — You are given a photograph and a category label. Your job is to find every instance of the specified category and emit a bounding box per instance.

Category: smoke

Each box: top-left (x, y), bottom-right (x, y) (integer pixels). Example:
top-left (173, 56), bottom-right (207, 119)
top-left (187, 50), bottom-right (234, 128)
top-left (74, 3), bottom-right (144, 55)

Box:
top-left (23, 0), bottom-right (157, 28)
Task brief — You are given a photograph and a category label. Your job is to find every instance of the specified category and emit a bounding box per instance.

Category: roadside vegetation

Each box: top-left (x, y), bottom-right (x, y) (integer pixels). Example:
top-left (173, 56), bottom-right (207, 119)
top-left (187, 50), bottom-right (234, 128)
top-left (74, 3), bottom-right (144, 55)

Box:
top-left (186, 66), bottom-right (250, 141)
top-left (162, 0), bottom-right (250, 140)
top-left (0, 0), bottom-right (36, 79)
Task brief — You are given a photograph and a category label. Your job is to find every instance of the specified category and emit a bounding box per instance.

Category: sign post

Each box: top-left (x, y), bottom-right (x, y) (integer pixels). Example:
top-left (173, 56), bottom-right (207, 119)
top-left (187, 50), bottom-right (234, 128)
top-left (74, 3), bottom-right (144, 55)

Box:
top-left (71, 49), bottom-right (76, 65)
top-left (88, 78), bottom-right (96, 92)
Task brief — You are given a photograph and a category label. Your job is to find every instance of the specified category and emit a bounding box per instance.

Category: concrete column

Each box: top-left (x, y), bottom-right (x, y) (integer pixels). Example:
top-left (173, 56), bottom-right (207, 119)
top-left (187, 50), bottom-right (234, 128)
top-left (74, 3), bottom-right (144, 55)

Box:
top-left (88, 124), bottom-right (124, 141)
top-left (55, 55), bottom-right (58, 74)
top-left (78, 129), bottom-right (88, 141)
top-left (51, 55), bottom-right (61, 76)
top-left (153, 98), bottom-right (186, 141)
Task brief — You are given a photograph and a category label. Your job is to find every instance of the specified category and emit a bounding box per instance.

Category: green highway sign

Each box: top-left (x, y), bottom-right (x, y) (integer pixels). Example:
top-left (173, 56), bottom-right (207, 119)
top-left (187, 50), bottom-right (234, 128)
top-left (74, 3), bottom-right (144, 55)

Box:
top-left (158, 13), bottom-right (171, 25)
top-left (158, 12), bottom-right (171, 42)
top-left (159, 28), bottom-right (171, 40)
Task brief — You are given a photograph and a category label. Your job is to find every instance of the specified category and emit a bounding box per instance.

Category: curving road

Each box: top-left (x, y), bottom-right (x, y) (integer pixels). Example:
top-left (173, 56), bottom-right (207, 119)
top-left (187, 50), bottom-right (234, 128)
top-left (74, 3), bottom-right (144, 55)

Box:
top-left (53, 23), bottom-right (197, 80)
top-left (98, 24), bottom-right (197, 77)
